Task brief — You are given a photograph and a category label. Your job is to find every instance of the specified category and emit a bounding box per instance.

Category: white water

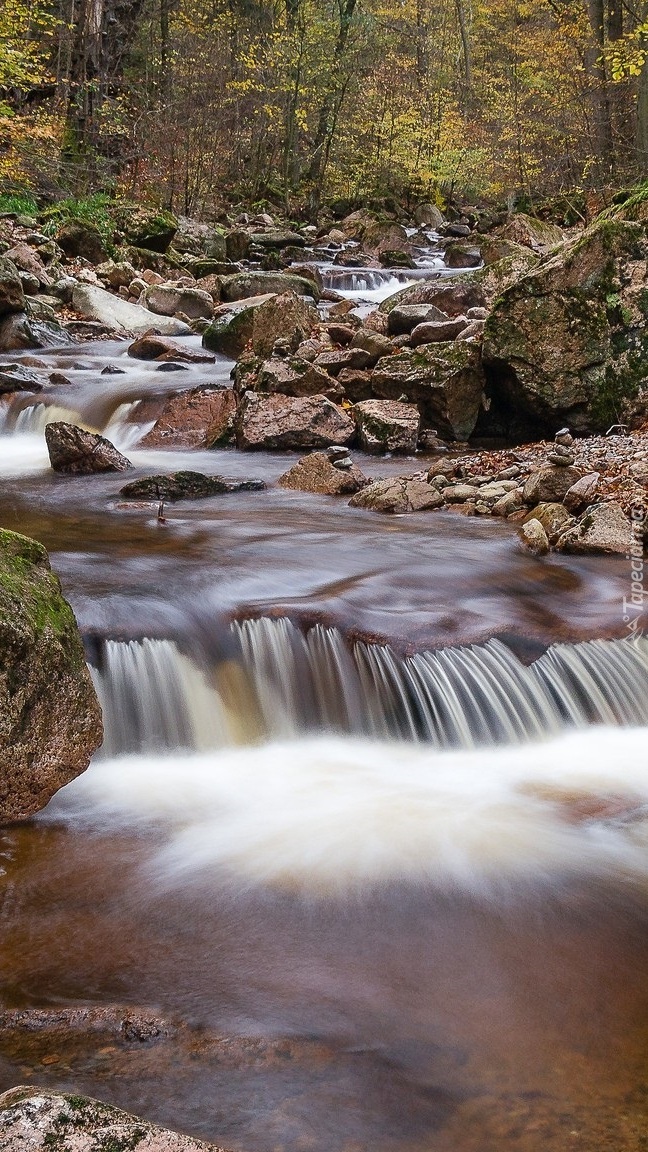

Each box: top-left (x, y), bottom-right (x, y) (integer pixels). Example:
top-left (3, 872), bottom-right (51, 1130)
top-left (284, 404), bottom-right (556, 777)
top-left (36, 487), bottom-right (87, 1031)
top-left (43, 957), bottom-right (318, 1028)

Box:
top-left (45, 726), bottom-right (648, 898)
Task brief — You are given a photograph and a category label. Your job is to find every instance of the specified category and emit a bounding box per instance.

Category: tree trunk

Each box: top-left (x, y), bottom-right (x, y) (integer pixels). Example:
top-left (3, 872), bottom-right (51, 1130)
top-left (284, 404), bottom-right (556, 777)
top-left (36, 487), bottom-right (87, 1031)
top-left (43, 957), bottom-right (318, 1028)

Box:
top-left (306, 0), bottom-right (357, 215)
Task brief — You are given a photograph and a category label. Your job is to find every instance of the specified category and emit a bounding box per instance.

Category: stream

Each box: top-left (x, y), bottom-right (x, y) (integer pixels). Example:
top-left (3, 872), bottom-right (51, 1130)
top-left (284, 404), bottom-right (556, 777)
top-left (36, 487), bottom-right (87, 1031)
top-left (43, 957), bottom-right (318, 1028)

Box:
top-left (1, 259), bottom-right (648, 1152)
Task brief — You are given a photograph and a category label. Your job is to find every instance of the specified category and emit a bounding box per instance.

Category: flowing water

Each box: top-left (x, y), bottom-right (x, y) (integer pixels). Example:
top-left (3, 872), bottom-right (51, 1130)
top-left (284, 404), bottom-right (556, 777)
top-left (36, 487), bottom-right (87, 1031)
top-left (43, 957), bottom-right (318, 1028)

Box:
top-left (1, 335), bottom-right (648, 1152)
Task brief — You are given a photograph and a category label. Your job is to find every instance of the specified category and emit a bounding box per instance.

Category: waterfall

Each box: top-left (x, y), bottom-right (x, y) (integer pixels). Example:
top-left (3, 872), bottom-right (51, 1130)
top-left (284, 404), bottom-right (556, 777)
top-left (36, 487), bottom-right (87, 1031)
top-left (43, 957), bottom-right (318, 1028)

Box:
top-left (13, 402), bottom-right (88, 434)
top-left (88, 622), bottom-right (648, 757)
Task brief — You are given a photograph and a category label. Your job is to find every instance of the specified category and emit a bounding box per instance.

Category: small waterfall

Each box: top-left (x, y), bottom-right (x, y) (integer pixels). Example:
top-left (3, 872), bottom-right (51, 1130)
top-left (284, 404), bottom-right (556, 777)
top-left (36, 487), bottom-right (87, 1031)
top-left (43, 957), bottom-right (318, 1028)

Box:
top-left (321, 269), bottom-right (416, 295)
top-left (89, 623), bottom-right (648, 757)
top-left (103, 401), bottom-right (156, 450)
top-left (13, 402), bottom-right (88, 434)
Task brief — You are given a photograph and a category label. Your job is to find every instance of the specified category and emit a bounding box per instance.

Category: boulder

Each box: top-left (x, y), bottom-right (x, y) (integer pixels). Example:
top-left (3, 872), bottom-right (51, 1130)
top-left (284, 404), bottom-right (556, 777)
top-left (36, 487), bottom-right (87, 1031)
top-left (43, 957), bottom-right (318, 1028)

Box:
top-left (0, 312), bottom-right (71, 351)
top-left (349, 328), bottom-right (394, 365)
top-left (499, 212), bottom-right (564, 251)
top-left (119, 471), bottom-right (265, 500)
top-left (220, 271), bottom-right (321, 303)
top-left (0, 364), bottom-right (45, 393)
top-left (45, 422), bottom-right (132, 474)
top-left (410, 318), bottom-right (469, 345)
top-left (314, 348), bottom-right (373, 373)
top-left (520, 518), bottom-right (550, 555)
top-left (564, 471), bottom-right (601, 512)
top-left (443, 243), bottom-right (482, 269)
top-left (370, 341), bottom-right (485, 441)
top-left (556, 501), bottom-right (633, 555)
top-left (249, 230), bottom-right (305, 248)
top-left (523, 464), bottom-right (581, 505)
top-left (56, 220), bottom-right (108, 263)
top-left (0, 1087), bottom-right (226, 1152)
top-left (0, 256), bottom-right (25, 316)
top-left (482, 209), bottom-right (648, 434)
top-left (128, 333), bottom-right (214, 362)
top-left (352, 399), bottom-right (420, 454)
top-left (522, 501), bottom-right (573, 543)
top-left (387, 304), bottom-right (450, 336)
top-left (117, 207), bottom-right (178, 252)
top-left (380, 281), bottom-right (487, 317)
top-left (4, 243), bottom-right (51, 287)
top-left (235, 391), bottom-right (355, 450)
top-left (277, 451), bottom-right (368, 495)
top-left (139, 387), bottom-right (237, 449)
top-left (71, 284), bottom-right (191, 336)
top-left (349, 477), bottom-right (443, 514)
top-left (251, 291), bottom-right (316, 358)
top-left (0, 530), bottom-right (102, 823)
top-left (414, 203), bottom-right (445, 229)
top-left (256, 357), bottom-right (339, 399)
top-left (144, 284), bottom-right (215, 320)
top-left (226, 229), bottom-right (250, 261)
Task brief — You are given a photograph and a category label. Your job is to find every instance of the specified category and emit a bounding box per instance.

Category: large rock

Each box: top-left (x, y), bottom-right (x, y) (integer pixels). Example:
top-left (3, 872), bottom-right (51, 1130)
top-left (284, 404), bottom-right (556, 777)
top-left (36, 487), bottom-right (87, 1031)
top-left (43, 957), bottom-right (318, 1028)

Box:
top-left (523, 464), bottom-right (581, 504)
top-left (119, 471), bottom-right (265, 500)
top-left (380, 280), bottom-right (486, 317)
top-left (220, 271), bottom-right (321, 303)
top-left (498, 212), bottom-right (564, 251)
top-left (202, 296), bottom-right (274, 358)
top-left (0, 312), bottom-right (71, 351)
top-left (235, 391), bottom-right (355, 450)
top-left (278, 451), bottom-right (368, 495)
top-left (0, 530), bottom-right (102, 823)
top-left (556, 501), bottom-right (633, 555)
top-left (249, 230), bottom-right (305, 248)
top-left (0, 1087), bottom-right (227, 1152)
top-left (0, 256), bottom-right (25, 316)
top-left (256, 357), bottom-right (338, 398)
top-left (482, 207), bottom-right (648, 435)
top-left (117, 207), bottom-right (178, 252)
top-left (352, 399), bottom-right (420, 454)
top-left (414, 203), bottom-right (445, 229)
top-left (371, 342), bottom-right (485, 441)
top-left (45, 422), bottom-right (132, 474)
top-left (144, 284), bottom-right (215, 320)
top-left (139, 387), bottom-right (236, 449)
top-left (387, 304), bottom-right (450, 336)
top-left (72, 284), bottom-right (191, 336)
top-left (4, 243), bottom-right (51, 287)
top-left (250, 291), bottom-right (316, 357)
top-left (127, 334), bottom-right (214, 362)
top-left (56, 220), bottom-right (107, 263)
top-left (522, 501), bottom-right (573, 543)
top-left (410, 318), bottom-right (469, 345)
top-left (349, 477), bottom-right (443, 513)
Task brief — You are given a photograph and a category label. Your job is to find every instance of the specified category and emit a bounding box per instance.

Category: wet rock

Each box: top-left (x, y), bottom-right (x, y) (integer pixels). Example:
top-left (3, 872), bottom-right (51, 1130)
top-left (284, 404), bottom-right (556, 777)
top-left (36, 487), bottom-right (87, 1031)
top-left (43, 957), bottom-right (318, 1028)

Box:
top-left (349, 477), bottom-right (443, 513)
top-left (127, 334), bottom-right (214, 362)
top-left (277, 451), bottom-right (368, 495)
top-left (556, 501), bottom-right (633, 554)
top-left (564, 471), bottom-right (601, 512)
top-left (56, 220), bottom-right (108, 263)
top-left (352, 399), bottom-right (420, 454)
top-left (0, 256), bottom-right (25, 316)
top-left (380, 249), bottom-right (416, 268)
top-left (523, 464), bottom-right (581, 504)
top-left (0, 530), bottom-right (102, 823)
top-left (235, 391), bottom-right (355, 450)
top-left (520, 518), bottom-right (550, 555)
top-left (0, 364), bottom-right (45, 393)
top-left (144, 284), bottom-right (215, 320)
top-left (0, 312), bottom-right (71, 351)
top-left (387, 304), bottom-right (450, 336)
top-left (522, 501), bottom-right (574, 543)
top-left (72, 284), bottom-right (191, 336)
top-left (410, 317), bottom-right (469, 345)
top-left (45, 422), bottom-right (133, 474)
top-left (120, 471), bottom-right (265, 500)
top-left (140, 387), bottom-right (237, 449)
top-left (371, 341), bottom-right (485, 441)
top-left (0, 1087), bottom-right (227, 1152)
top-left (220, 271), bottom-right (321, 303)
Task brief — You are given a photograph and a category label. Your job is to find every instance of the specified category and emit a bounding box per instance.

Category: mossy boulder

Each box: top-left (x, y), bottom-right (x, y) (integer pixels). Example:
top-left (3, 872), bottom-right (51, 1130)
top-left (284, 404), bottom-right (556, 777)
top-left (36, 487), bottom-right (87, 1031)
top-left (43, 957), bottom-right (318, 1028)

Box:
top-left (0, 529), bottom-right (102, 823)
top-left (482, 212), bottom-right (648, 435)
top-left (370, 341), bottom-right (485, 441)
top-left (117, 206), bottom-right (178, 252)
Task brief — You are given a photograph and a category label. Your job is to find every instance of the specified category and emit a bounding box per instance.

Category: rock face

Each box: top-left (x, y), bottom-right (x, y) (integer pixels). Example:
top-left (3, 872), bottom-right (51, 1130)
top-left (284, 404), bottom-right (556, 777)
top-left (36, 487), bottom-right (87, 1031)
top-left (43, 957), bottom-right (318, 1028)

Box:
top-left (352, 399), bottom-right (420, 454)
top-left (0, 1087), bottom-right (227, 1152)
top-left (45, 422), bottom-right (133, 474)
top-left (235, 392), bottom-right (355, 450)
top-left (482, 208), bottom-right (648, 435)
top-left (0, 530), bottom-right (102, 823)
top-left (278, 451), bottom-right (368, 495)
top-left (72, 284), bottom-right (191, 336)
top-left (349, 477), bottom-right (443, 514)
top-left (140, 387), bottom-right (236, 449)
top-left (371, 342), bottom-right (485, 440)
top-left (556, 501), bottom-right (633, 554)
top-left (119, 471), bottom-right (265, 500)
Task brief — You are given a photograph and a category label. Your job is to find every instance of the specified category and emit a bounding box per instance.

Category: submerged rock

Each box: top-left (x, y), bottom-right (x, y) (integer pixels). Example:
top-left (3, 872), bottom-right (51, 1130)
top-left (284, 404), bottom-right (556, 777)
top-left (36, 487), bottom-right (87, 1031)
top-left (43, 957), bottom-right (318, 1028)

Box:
top-left (0, 530), bottom-right (102, 823)
top-left (119, 471), bottom-right (265, 501)
top-left (45, 422), bottom-right (132, 474)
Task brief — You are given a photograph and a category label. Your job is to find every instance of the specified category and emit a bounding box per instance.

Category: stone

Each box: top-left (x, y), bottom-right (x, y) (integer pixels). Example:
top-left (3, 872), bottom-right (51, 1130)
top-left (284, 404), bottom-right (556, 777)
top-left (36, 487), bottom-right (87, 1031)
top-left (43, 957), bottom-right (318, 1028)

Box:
top-left (371, 341), bottom-right (485, 441)
top-left (547, 449), bottom-right (575, 466)
top-left (117, 207), bottom-right (178, 252)
top-left (520, 518), bottom-right (550, 555)
top-left (413, 203), bottom-right (445, 229)
top-left (144, 284), bottom-right (215, 320)
top-left (352, 399), bottom-right (420, 454)
top-left (522, 501), bottom-right (574, 543)
top-left (410, 318), bottom-right (469, 345)
top-left (235, 391), bottom-right (355, 450)
top-left (127, 334), bottom-right (215, 362)
top-left (249, 230), bottom-right (305, 248)
top-left (220, 271), bottom-right (321, 303)
top-left (327, 323), bottom-right (355, 345)
top-left (348, 477), bottom-right (443, 514)
top-left (56, 220), bottom-right (108, 263)
top-left (380, 281), bottom-right (486, 318)
top-left (555, 426), bottom-right (574, 446)
top-left (139, 387), bottom-right (237, 449)
top-left (492, 489), bottom-right (524, 516)
top-left (4, 243), bottom-right (51, 287)
top-left (0, 1087), bottom-right (227, 1152)
top-left (0, 530), bottom-right (102, 823)
top-left (523, 464), bottom-right (581, 504)
top-left (0, 364), bottom-right (45, 393)
top-left (0, 313), bottom-right (71, 351)
top-left (380, 249), bottom-right (417, 268)
top-left (314, 348), bottom-right (372, 374)
top-left (0, 256), bottom-right (25, 316)
top-left (564, 471), bottom-right (601, 512)
top-left (443, 483), bottom-right (480, 502)
top-left (251, 291), bottom-right (316, 358)
top-left (119, 471), bottom-right (265, 500)
top-left (72, 284), bottom-right (191, 336)
top-left (336, 368), bottom-right (373, 402)
top-left (556, 501), bottom-right (633, 555)
top-left (443, 243), bottom-right (482, 268)
top-left (45, 422), bottom-right (132, 474)
top-left (499, 212), bottom-right (564, 251)
top-left (256, 357), bottom-right (339, 399)
top-left (387, 304), bottom-right (450, 336)
top-left (349, 329), bottom-right (394, 365)
top-left (226, 229), bottom-right (250, 261)
top-left (278, 451), bottom-right (368, 495)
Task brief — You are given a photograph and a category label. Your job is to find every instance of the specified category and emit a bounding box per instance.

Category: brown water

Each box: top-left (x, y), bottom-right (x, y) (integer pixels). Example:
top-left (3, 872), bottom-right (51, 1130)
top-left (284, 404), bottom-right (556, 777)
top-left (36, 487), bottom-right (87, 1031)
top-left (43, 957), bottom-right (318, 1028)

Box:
top-left (0, 339), bottom-right (647, 1152)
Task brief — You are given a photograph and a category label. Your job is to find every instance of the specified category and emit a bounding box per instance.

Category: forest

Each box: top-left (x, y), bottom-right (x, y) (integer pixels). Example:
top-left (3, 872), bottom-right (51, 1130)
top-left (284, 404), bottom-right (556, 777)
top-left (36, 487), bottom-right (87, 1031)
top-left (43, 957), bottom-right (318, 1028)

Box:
top-left (2, 0), bottom-right (648, 219)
